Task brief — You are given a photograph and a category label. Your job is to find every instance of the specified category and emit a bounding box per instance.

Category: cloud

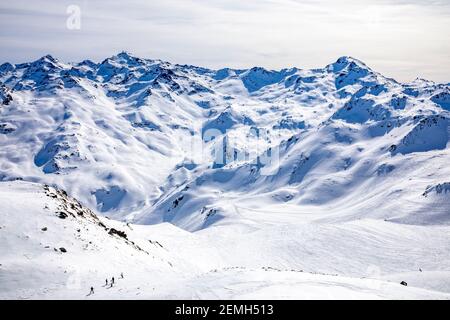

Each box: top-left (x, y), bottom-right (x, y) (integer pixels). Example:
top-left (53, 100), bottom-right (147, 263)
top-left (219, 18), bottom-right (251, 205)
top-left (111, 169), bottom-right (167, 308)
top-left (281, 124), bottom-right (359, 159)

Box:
top-left (0, 0), bottom-right (449, 82)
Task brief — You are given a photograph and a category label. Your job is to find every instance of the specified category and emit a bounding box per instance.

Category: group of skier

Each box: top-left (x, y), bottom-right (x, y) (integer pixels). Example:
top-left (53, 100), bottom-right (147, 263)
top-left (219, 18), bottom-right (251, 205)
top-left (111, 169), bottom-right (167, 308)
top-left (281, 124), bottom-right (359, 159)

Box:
top-left (89, 272), bottom-right (124, 295)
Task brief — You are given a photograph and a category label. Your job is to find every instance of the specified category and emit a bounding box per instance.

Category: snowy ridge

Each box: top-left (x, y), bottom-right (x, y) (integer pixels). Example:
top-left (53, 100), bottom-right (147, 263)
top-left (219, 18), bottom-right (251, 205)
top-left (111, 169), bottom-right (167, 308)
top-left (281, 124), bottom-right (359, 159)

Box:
top-left (0, 53), bottom-right (448, 221)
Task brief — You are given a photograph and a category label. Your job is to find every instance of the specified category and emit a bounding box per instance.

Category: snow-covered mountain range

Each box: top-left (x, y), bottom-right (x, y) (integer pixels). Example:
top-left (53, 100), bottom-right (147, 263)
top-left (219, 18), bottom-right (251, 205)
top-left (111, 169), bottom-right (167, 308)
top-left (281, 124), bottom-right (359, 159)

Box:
top-left (1, 53), bottom-right (449, 299)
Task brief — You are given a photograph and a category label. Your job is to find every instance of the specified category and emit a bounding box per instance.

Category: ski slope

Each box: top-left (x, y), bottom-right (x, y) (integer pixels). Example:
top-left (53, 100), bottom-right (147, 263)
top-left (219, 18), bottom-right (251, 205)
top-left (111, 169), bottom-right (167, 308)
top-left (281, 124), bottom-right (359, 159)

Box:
top-left (0, 181), bottom-right (449, 299)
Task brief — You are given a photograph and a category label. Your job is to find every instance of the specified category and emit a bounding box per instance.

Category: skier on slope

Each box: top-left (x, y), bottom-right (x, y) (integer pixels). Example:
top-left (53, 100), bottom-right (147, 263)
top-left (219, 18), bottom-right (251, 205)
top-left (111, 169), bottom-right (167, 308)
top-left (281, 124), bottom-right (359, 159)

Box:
top-left (112, 277), bottom-right (115, 284)
top-left (89, 287), bottom-right (94, 295)
top-left (120, 272), bottom-right (124, 279)
top-left (105, 279), bottom-right (108, 286)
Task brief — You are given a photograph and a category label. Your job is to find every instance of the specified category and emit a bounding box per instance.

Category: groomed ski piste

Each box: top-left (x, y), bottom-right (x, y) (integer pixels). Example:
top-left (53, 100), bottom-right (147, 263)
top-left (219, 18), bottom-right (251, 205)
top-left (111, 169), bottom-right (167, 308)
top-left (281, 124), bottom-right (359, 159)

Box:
top-left (0, 53), bottom-right (449, 299)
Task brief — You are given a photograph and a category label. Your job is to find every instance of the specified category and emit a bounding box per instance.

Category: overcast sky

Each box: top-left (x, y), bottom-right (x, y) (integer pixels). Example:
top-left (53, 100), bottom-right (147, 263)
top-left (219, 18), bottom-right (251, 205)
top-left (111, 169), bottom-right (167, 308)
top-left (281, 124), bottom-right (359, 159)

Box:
top-left (0, 0), bottom-right (449, 82)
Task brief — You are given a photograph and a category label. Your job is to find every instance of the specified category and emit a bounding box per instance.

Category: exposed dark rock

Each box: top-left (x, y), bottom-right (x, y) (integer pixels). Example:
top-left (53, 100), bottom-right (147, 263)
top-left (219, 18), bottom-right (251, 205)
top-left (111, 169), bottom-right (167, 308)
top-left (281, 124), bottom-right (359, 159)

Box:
top-left (58, 212), bottom-right (68, 219)
top-left (108, 228), bottom-right (128, 239)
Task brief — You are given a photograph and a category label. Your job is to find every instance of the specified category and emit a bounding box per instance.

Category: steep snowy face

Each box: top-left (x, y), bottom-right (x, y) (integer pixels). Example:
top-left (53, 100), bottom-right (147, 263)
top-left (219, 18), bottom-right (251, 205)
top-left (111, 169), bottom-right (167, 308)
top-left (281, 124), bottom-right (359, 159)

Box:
top-left (0, 54), bottom-right (449, 225)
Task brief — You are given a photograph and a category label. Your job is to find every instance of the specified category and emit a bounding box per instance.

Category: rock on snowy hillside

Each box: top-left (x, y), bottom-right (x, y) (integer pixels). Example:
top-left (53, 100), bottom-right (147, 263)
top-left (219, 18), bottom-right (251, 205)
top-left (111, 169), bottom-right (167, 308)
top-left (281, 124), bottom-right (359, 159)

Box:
top-left (0, 181), bottom-right (176, 299)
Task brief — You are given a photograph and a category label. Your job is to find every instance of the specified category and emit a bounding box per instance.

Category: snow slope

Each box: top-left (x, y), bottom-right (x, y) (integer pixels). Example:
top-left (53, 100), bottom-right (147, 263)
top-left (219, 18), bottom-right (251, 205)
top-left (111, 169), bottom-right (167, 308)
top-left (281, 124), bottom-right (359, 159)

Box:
top-left (1, 53), bottom-right (449, 299)
top-left (1, 181), bottom-right (449, 299)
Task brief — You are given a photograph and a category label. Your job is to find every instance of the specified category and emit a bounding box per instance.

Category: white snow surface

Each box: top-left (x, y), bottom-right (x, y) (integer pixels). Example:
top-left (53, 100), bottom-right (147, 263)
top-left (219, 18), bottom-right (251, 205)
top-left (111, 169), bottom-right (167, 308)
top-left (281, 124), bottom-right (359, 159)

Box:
top-left (1, 181), bottom-right (449, 300)
top-left (0, 53), bottom-right (449, 299)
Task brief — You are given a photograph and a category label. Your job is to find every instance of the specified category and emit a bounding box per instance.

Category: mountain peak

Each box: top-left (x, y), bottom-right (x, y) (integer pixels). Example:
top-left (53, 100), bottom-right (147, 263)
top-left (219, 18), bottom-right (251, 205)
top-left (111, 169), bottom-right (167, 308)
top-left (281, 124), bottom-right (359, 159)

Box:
top-left (37, 54), bottom-right (58, 64)
top-left (0, 62), bottom-right (14, 74)
top-left (77, 59), bottom-right (97, 69)
top-left (328, 56), bottom-right (369, 73)
top-left (336, 56), bottom-right (359, 63)
top-left (27, 54), bottom-right (62, 70)
top-left (116, 50), bottom-right (135, 59)
top-left (110, 51), bottom-right (144, 64)
top-left (410, 77), bottom-right (435, 85)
